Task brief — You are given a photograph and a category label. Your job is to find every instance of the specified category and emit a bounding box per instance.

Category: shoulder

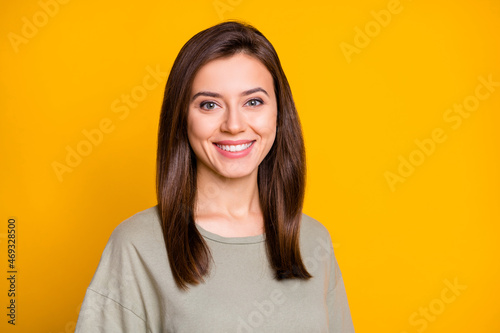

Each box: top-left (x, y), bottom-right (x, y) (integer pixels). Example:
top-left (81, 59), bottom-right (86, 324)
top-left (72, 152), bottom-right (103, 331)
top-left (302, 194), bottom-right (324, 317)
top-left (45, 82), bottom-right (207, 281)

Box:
top-left (90, 205), bottom-right (165, 285)
top-left (84, 206), bottom-right (163, 324)
top-left (299, 212), bottom-right (334, 252)
top-left (300, 213), bottom-right (332, 241)
top-left (108, 205), bottom-right (163, 247)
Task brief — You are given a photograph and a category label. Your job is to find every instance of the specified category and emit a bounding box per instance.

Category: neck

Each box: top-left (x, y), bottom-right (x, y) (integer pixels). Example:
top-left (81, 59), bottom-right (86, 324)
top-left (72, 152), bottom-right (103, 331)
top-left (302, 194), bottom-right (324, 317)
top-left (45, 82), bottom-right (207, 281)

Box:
top-left (194, 163), bottom-right (262, 224)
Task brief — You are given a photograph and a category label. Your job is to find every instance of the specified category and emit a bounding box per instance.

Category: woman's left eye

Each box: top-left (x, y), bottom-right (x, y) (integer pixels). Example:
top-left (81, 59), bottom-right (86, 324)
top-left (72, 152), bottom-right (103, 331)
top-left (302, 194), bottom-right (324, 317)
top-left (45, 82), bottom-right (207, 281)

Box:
top-left (246, 98), bottom-right (263, 107)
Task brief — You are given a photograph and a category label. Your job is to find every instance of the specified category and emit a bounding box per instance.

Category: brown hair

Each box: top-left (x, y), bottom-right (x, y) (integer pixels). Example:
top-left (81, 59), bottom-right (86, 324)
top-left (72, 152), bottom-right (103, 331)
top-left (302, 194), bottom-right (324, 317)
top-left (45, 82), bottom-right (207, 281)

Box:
top-left (156, 20), bottom-right (311, 290)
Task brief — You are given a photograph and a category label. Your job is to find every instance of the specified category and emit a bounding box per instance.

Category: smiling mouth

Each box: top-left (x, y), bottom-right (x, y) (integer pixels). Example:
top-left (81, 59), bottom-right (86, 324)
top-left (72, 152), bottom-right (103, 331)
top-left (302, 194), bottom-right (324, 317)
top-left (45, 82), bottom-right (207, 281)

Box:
top-left (214, 141), bottom-right (255, 152)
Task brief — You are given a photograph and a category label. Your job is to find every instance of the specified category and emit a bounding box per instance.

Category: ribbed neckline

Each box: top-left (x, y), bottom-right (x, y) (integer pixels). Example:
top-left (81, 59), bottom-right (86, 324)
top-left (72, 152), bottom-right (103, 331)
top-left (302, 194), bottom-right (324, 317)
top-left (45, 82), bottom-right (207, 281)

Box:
top-left (195, 223), bottom-right (266, 244)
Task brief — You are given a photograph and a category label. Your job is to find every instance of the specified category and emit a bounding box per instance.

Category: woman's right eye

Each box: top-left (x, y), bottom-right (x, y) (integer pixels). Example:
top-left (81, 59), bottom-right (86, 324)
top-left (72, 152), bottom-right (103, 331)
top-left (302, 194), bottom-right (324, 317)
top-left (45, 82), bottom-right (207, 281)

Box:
top-left (200, 101), bottom-right (219, 110)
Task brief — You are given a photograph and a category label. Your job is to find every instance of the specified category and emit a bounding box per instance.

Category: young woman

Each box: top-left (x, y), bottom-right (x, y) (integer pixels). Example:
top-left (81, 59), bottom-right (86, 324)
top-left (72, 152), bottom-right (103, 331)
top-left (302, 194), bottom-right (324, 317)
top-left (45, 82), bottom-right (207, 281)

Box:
top-left (76, 20), bottom-right (354, 332)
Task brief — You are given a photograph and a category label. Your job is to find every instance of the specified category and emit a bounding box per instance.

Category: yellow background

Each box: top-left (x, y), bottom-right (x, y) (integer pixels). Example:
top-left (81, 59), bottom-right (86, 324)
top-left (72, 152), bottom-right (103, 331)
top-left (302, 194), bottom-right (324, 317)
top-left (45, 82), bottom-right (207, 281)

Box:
top-left (1, 0), bottom-right (499, 332)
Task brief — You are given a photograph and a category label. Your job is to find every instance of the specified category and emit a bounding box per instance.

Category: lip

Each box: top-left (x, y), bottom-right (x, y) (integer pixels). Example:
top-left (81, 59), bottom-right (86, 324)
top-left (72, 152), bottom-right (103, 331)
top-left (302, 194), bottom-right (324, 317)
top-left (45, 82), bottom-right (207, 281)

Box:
top-left (213, 140), bottom-right (255, 159)
top-left (213, 140), bottom-right (255, 145)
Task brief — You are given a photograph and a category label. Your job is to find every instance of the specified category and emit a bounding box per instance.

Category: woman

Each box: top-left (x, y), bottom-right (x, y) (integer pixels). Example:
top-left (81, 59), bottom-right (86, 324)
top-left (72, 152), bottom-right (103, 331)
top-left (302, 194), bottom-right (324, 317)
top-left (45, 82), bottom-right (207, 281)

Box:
top-left (76, 20), bottom-right (354, 332)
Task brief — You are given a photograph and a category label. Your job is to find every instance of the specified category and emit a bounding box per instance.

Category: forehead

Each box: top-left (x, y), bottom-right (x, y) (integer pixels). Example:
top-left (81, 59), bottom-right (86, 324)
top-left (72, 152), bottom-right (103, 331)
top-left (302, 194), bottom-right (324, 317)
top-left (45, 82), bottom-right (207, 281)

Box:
top-left (191, 53), bottom-right (274, 96)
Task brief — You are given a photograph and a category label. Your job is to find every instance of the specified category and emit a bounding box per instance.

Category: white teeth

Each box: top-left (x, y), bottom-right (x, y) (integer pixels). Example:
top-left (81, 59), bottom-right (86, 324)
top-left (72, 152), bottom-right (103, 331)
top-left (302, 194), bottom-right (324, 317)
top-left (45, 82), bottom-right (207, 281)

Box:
top-left (216, 141), bottom-right (254, 152)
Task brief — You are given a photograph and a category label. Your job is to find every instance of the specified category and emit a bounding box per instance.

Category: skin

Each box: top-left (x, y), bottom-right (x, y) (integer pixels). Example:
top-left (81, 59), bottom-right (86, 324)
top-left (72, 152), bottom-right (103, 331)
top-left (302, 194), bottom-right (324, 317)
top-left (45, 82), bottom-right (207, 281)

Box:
top-left (187, 52), bottom-right (277, 237)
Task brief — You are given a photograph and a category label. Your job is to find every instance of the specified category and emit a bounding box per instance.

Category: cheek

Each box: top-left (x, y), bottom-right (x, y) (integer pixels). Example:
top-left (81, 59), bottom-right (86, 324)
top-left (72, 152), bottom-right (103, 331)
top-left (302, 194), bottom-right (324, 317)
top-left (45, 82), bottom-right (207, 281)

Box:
top-left (187, 113), bottom-right (201, 140)
top-left (254, 110), bottom-right (277, 138)
top-left (187, 113), bottom-right (215, 146)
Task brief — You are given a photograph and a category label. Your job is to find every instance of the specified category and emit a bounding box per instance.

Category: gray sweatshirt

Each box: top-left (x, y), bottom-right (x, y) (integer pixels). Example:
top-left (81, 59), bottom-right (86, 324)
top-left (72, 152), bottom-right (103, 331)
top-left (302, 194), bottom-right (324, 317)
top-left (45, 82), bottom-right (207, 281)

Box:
top-left (75, 205), bottom-right (355, 332)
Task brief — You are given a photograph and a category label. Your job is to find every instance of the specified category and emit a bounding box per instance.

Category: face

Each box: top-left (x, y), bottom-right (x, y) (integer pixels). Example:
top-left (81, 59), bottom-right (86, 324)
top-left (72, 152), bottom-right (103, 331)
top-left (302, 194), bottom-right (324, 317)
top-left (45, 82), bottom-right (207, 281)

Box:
top-left (187, 52), bottom-right (277, 180)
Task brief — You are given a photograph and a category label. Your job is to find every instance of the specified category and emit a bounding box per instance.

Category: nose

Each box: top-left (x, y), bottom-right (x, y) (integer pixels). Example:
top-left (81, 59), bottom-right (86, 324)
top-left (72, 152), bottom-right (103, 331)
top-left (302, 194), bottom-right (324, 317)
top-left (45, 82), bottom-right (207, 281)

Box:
top-left (220, 104), bottom-right (246, 134)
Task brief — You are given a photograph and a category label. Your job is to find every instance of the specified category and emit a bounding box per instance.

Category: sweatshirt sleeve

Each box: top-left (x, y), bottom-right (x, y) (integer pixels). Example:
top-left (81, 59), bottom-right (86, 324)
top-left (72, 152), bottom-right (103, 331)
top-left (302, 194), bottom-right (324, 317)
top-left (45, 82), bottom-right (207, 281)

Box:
top-left (75, 219), bottom-right (153, 333)
top-left (75, 287), bottom-right (151, 333)
top-left (326, 239), bottom-right (355, 332)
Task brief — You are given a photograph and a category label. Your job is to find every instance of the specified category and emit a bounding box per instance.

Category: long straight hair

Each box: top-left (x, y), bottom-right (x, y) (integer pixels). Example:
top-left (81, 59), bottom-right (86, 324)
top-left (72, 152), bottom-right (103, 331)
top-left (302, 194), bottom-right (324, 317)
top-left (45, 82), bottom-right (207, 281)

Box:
top-left (156, 20), bottom-right (312, 290)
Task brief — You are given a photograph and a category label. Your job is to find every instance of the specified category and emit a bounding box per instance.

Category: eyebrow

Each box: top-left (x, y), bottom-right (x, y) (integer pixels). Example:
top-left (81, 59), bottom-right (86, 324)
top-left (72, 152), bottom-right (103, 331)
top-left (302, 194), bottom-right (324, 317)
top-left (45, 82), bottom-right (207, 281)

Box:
top-left (190, 87), bottom-right (269, 102)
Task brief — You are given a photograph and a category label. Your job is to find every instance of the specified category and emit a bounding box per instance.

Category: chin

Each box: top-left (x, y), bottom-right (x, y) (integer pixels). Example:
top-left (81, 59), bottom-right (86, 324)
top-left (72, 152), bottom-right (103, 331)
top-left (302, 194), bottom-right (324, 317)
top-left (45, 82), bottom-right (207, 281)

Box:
top-left (218, 168), bottom-right (256, 179)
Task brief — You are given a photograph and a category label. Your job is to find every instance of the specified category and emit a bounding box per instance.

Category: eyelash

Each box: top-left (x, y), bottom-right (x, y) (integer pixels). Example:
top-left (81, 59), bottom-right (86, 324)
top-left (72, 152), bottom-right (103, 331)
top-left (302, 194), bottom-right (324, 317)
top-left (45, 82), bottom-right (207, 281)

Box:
top-left (199, 98), bottom-right (264, 110)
